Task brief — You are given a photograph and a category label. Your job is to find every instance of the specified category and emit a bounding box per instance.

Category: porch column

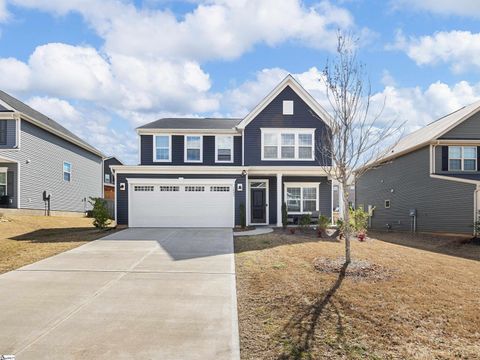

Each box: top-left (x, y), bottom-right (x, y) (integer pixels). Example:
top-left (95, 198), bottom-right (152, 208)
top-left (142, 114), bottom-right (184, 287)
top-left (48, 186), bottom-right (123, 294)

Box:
top-left (245, 172), bottom-right (249, 226)
top-left (276, 173), bottom-right (283, 227)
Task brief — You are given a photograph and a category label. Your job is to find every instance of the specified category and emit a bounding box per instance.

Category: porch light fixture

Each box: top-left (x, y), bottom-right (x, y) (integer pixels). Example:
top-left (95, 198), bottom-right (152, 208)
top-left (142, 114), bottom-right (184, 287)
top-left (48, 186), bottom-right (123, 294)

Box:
top-left (241, 170), bottom-right (247, 176)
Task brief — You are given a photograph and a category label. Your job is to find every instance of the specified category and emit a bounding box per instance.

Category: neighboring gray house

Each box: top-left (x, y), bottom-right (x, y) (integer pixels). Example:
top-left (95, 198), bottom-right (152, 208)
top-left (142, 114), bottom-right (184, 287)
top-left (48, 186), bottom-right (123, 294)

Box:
top-left (0, 90), bottom-right (104, 214)
top-left (356, 100), bottom-right (480, 234)
top-left (111, 75), bottom-right (334, 227)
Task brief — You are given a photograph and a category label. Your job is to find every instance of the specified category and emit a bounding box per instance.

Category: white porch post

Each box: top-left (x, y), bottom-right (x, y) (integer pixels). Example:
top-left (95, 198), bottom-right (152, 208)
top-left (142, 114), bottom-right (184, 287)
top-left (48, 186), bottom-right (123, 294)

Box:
top-left (276, 173), bottom-right (283, 227)
top-left (245, 172), bottom-right (249, 226)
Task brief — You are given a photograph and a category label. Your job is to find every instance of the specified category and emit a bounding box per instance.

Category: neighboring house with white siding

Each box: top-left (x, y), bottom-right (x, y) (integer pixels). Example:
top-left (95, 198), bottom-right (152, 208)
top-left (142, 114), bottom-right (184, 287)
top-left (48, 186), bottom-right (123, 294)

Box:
top-left (356, 100), bottom-right (480, 234)
top-left (0, 90), bottom-right (104, 214)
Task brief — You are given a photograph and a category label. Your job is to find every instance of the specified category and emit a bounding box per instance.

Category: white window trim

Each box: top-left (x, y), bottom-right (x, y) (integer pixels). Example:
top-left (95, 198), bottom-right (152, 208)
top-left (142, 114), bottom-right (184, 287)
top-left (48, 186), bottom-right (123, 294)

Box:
top-left (248, 179), bottom-right (269, 225)
top-left (385, 200), bottom-right (391, 209)
top-left (0, 167), bottom-right (7, 196)
top-left (215, 135), bottom-right (234, 163)
top-left (153, 134), bottom-right (172, 163)
top-left (184, 135), bottom-right (203, 163)
top-left (448, 146), bottom-right (477, 172)
top-left (261, 128), bottom-right (315, 161)
top-left (284, 182), bottom-right (320, 214)
top-left (63, 161), bottom-right (72, 182)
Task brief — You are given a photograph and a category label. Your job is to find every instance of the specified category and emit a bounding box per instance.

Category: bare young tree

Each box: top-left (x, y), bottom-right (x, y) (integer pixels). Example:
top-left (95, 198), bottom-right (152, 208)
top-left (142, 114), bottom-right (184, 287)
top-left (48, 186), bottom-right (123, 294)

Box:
top-left (318, 32), bottom-right (402, 264)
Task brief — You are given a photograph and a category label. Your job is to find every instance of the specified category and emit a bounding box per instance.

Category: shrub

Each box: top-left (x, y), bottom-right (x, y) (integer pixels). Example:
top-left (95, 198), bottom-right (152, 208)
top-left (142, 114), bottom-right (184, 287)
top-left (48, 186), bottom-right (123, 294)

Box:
top-left (299, 214), bottom-right (311, 232)
top-left (350, 207), bottom-right (369, 233)
top-left (239, 203), bottom-right (246, 229)
top-left (88, 197), bottom-right (111, 229)
top-left (317, 215), bottom-right (330, 237)
top-left (474, 210), bottom-right (480, 237)
top-left (282, 202), bottom-right (288, 229)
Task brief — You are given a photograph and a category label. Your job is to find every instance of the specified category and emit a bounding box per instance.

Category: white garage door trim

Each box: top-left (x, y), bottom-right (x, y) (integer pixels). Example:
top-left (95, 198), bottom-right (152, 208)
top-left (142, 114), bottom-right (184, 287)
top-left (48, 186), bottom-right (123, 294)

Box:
top-left (127, 178), bottom-right (236, 228)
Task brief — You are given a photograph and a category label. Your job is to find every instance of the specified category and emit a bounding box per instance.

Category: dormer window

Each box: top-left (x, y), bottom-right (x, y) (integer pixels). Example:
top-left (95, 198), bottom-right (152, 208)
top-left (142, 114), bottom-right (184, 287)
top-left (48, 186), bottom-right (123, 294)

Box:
top-left (283, 100), bottom-right (294, 115)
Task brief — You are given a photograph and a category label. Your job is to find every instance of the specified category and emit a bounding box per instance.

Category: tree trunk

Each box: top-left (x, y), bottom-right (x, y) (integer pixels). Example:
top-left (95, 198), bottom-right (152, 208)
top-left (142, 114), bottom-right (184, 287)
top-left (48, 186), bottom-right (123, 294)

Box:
top-left (341, 182), bottom-right (351, 264)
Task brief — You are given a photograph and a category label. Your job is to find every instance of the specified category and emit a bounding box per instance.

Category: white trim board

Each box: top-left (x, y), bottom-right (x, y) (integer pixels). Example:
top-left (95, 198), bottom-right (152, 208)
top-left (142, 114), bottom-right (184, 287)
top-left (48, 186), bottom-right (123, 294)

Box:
top-left (248, 179), bottom-right (269, 225)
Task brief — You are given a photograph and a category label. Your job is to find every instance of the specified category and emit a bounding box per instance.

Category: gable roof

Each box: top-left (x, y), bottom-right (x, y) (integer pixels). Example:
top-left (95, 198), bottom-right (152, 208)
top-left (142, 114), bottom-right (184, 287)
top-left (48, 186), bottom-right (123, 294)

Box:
top-left (371, 100), bottom-right (480, 166)
top-left (236, 74), bottom-right (333, 129)
top-left (0, 90), bottom-right (104, 157)
top-left (138, 117), bottom-right (242, 131)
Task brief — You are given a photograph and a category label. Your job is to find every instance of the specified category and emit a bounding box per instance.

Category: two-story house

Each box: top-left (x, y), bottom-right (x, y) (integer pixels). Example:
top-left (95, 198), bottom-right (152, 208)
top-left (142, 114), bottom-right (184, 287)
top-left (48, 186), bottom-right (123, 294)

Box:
top-left (0, 90), bottom-right (104, 214)
top-left (356, 100), bottom-right (480, 234)
top-left (111, 75), bottom-right (333, 228)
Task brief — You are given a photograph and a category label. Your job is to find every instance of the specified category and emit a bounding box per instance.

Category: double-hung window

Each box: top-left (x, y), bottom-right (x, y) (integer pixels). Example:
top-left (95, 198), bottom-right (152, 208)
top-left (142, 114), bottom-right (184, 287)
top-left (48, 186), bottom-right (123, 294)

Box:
top-left (216, 136), bottom-right (234, 163)
top-left (63, 162), bottom-right (72, 182)
top-left (285, 183), bottom-right (319, 214)
top-left (185, 135), bottom-right (202, 162)
top-left (154, 135), bottom-right (171, 162)
top-left (262, 129), bottom-right (314, 160)
top-left (448, 146), bottom-right (477, 171)
top-left (0, 169), bottom-right (6, 196)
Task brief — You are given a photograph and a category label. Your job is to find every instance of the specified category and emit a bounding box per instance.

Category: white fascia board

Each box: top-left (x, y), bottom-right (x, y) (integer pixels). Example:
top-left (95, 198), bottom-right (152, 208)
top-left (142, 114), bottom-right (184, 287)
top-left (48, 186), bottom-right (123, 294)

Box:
top-left (430, 174), bottom-right (480, 185)
top-left (137, 128), bottom-right (240, 135)
top-left (0, 112), bottom-right (17, 120)
top-left (126, 178), bottom-right (236, 186)
top-left (236, 75), bottom-right (333, 130)
top-left (433, 139), bottom-right (480, 145)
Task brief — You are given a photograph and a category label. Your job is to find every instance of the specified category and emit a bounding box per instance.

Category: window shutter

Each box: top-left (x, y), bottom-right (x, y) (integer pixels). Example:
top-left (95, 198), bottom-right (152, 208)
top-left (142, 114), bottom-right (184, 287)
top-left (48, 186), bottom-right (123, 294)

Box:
top-left (477, 147), bottom-right (480, 171)
top-left (441, 146), bottom-right (448, 171)
top-left (0, 120), bottom-right (6, 145)
top-left (7, 171), bottom-right (14, 197)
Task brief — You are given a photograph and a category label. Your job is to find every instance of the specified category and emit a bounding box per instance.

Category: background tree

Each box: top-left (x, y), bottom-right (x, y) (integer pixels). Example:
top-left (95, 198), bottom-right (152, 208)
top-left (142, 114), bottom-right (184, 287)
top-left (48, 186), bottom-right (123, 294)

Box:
top-left (318, 32), bottom-right (403, 264)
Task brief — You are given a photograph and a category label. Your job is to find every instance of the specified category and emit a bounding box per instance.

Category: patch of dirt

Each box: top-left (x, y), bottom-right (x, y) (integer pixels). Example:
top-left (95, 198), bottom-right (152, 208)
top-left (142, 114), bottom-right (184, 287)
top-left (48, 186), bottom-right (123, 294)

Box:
top-left (313, 257), bottom-right (395, 282)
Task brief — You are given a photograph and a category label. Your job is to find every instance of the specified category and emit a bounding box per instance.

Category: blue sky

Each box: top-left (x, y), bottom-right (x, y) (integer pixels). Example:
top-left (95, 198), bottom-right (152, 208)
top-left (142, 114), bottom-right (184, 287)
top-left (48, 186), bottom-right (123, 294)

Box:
top-left (0, 0), bottom-right (479, 163)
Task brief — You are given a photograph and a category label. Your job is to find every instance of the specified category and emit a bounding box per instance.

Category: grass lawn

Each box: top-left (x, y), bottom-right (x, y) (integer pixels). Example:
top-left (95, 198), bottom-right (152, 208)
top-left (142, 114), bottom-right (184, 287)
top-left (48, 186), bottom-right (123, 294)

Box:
top-left (235, 229), bottom-right (480, 359)
top-left (0, 214), bottom-right (116, 274)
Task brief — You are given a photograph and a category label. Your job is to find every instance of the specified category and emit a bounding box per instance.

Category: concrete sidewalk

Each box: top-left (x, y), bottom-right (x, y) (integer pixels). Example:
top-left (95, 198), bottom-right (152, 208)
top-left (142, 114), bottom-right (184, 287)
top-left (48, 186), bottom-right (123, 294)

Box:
top-left (0, 228), bottom-right (240, 360)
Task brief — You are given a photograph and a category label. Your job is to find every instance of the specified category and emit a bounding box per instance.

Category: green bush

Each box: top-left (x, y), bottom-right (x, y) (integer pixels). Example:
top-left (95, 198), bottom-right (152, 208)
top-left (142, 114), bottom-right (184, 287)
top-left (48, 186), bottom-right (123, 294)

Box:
top-left (88, 197), bottom-right (111, 229)
top-left (299, 214), bottom-right (311, 231)
top-left (282, 202), bottom-right (288, 229)
top-left (350, 207), bottom-right (369, 233)
top-left (239, 203), bottom-right (246, 229)
top-left (318, 215), bottom-right (330, 230)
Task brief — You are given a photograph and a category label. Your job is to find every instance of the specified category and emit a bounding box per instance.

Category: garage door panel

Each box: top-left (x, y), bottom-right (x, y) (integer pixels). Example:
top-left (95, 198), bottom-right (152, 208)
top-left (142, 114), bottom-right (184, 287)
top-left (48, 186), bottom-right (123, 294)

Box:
top-left (129, 182), bottom-right (235, 228)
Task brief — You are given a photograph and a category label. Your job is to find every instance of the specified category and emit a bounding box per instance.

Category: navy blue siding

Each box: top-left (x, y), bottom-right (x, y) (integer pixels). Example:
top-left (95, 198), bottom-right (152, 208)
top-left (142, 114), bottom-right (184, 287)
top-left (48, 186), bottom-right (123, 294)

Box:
top-left (104, 158), bottom-right (122, 184)
top-left (116, 173), bottom-right (246, 226)
top-left (140, 135), bottom-right (242, 166)
top-left (244, 86), bottom-right (331, 166)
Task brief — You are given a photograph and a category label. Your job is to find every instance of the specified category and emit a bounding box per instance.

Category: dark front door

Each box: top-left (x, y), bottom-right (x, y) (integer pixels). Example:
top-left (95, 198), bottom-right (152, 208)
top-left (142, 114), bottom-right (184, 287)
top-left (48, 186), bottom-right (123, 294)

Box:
top-left (251, 188), bottom-right (267, 223)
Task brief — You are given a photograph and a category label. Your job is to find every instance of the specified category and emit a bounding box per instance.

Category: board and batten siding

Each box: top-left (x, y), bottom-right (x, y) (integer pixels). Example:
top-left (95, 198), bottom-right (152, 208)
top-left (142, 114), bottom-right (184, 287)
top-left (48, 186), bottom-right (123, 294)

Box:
top-left (356, 146), bottom-right (476, 234)
top-left (115, 173), bottom-right (246, 226)
top-left (243, 85), bottom-right (331, 166)
top-left (140, 134), bottom-right (242, 166)
top-left (0, 119), bottom-right (17, 149)
top-left (0, 119), bottom-right (102, 212)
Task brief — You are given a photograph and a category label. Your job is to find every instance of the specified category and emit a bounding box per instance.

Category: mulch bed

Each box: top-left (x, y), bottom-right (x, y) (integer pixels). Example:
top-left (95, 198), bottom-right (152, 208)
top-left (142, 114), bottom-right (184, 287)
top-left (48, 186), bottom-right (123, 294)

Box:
top-left (313, 257), bottom-right (395, 282)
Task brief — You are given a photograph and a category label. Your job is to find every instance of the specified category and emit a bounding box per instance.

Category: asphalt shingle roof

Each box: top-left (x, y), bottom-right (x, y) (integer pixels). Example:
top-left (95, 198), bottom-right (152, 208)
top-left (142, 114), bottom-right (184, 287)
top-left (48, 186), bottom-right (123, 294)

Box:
top-left (138, 117), bottom-right (242, 130)
top-left (0, 90), bottom-right (103, 157)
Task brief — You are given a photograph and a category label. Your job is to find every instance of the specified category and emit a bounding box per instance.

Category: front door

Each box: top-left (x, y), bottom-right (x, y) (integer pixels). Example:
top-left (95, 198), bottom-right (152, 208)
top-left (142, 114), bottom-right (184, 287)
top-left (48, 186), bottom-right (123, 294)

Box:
top-left (251, 188), bottom-right (267, 224)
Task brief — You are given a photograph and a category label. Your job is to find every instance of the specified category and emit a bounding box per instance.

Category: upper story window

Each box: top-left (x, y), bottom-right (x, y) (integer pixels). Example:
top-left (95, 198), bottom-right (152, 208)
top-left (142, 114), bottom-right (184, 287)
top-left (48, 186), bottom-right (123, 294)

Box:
top-left (154, 135), bottom-right (171, 162)
top-left (283, 100), bottom-right (294, 115)
top-left (448, 146), bottom-right (477, 171)
top-left (0, 120), bottom-right (6, 145)
top-left (104, 173), bottom-right (111, 183)
top-left (185, 135), bottom-right (203, 162)
top-left (215, 135), bottom-right (234, 163)
top-left (63, 162), bottom-right (72, 182)
top-left (261, 129), bottom-right (315, 161)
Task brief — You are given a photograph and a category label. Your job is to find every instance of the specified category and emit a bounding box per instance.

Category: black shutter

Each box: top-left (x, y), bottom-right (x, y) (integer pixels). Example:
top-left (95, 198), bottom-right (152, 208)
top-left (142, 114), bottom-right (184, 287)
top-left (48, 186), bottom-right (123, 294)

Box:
top-left (441, 146), bottom-right (449, 171)
top-left (0, 120), bottom-right (6, 145)
top-left (477, 147), bottom-right (480, 171)
top-left (7, 171), bottom-right (14, 197)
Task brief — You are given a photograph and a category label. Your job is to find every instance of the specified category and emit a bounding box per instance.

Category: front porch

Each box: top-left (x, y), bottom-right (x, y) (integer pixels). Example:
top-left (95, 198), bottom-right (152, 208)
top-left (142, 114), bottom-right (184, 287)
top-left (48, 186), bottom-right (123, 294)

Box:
top-left (245, 172), bottom-right (332, 227)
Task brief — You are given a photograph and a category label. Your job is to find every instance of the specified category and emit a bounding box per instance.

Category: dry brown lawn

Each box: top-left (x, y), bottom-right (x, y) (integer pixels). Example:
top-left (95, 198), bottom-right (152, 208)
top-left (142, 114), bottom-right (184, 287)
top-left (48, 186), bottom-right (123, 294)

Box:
top-left (0, 214), bottom-right (116, 273)
top-left (235, 229), bottom-right (480, 360)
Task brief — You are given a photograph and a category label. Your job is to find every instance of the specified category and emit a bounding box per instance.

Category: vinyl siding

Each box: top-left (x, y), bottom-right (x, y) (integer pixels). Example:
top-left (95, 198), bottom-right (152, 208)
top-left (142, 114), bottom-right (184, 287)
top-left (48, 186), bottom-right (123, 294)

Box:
top-left (115, 173), bottom-right (246, 226)
top-left (244, 85), bottom-right (331, 166)
top-left (440, 111), bottom-right (480, 139)
top-left (140, 134), bottom-right (242, 166)
top-left (0, 119), bottom-right (102, 212)
top-left (0, 119), bottom-right (17, 149)
top-left (356, 146), bottom-right (476, 234)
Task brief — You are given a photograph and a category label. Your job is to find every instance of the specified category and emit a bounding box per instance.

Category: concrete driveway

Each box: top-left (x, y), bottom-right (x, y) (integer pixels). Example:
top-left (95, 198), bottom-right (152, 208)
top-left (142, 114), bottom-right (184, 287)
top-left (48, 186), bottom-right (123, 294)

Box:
top-left (0, 228), bottom-right (240, 360)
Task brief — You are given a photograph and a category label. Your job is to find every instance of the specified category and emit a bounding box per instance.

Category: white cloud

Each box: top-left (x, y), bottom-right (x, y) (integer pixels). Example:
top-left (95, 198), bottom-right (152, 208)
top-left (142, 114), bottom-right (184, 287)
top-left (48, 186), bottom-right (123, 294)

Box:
top-left (0, 0), bottom-right (9, 22)
top-left (391, 0), bottom-right (480, 18)
top-left (10, 0), bottom-right (355, 61)
top-left (389, 30), bottom-right (480, 73)
top-left (0, 57), bottom-right (30, 90)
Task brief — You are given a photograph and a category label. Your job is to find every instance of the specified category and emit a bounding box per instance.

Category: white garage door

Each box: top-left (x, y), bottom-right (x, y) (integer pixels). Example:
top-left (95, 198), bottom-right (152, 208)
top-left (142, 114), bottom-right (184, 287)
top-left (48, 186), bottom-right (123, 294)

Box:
top-left (128, 179), bottom-right (235, 228)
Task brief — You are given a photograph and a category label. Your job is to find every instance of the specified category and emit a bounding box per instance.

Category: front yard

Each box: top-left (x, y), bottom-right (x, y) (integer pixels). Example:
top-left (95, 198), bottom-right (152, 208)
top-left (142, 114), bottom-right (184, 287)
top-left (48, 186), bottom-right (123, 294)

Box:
top-left (235, 230), bottom-right (480, 359)
top-left (0, 214), bottom-right (115, 274)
